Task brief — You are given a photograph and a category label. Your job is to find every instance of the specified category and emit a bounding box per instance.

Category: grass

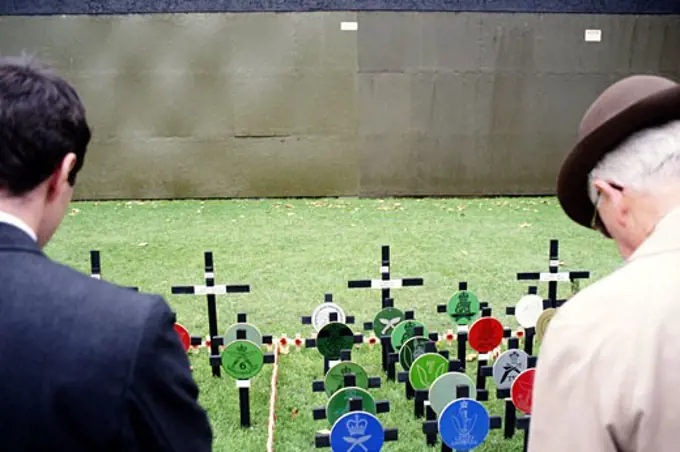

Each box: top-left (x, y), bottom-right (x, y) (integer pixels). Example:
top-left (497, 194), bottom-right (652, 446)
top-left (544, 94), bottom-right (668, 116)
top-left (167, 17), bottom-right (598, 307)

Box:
top-left (44, 197), bottom-right (621, 451)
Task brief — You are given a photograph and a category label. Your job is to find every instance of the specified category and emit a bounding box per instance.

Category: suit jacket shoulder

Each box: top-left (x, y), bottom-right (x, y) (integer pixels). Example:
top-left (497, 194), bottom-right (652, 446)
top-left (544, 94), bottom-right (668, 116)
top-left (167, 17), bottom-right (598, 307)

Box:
top-left (0, 232), bottom-right (212, 451)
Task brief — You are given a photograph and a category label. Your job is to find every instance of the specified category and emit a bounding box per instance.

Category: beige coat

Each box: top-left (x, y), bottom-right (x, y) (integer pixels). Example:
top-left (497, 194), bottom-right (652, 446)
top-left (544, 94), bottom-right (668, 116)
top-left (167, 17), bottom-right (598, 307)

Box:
top-left (528, 207), bottom-right (680, 452)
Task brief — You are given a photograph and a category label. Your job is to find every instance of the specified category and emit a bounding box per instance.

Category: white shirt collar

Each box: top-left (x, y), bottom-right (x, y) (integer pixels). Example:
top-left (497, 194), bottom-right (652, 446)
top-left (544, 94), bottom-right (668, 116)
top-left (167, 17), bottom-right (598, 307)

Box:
top-left (0, 210), bottom-right (37, 242)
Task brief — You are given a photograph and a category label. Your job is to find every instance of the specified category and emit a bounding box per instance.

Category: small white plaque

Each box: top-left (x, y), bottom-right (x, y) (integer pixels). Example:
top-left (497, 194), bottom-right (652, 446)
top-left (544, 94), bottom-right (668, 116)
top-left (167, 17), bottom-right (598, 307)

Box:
top-left (195, 285), bottom-right (228, 295)
top-left (380, 266), bottom-right (390, 274)
top-left (549, 260), bottom-right (560, 268)
top-left (341, 21), bottom-right (358, 31)
top-left (236, 379), bottom-right (251, 388)
top-left (585, 29), bottom-right (602, 42)
top-left (457, 325), bottom-right (469, 334)
top-left (539, 272), bottom-right (571, 282)
top-left (370, 279), bottom-right (403, 289)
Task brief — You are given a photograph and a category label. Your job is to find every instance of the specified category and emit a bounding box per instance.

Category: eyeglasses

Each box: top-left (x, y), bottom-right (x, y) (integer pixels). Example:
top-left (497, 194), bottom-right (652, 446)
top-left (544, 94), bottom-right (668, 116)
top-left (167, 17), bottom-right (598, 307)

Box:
top-left (590, 182), bottom-right (623, 236)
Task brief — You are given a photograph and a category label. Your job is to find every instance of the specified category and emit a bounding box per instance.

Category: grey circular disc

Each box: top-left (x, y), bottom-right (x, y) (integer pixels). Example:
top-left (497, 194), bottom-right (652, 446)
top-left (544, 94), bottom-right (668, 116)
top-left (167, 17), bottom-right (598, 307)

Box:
top-left (224, 323), bottom-right (263, 346)
top-left (311, 303), bottom-right (346, 332)
top-left (428, 372), bottom-right (475, 415)
top-left (492, 349), bottom-right (529, 390)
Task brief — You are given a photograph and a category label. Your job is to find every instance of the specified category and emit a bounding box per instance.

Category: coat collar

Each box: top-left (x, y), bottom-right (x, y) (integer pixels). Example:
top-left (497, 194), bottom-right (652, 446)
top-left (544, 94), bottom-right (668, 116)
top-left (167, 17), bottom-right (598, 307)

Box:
top-left (0, 222), bottom-right (44, 256)
top-left (628, 206), bottom-right (680, 263)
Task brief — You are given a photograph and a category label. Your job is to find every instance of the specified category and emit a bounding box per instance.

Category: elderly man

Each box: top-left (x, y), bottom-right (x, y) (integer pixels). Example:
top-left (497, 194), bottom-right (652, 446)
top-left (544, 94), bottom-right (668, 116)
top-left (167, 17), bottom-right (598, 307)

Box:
top-left (0, 57), bottom-right (213, 450)
top-left (528, 75), bottom-right (680, 451)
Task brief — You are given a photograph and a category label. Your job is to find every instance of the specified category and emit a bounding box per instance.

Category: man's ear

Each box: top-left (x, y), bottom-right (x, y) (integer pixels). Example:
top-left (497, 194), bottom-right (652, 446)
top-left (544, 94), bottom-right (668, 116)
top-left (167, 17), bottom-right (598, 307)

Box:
top-left (46, 153), bottom-right (77, 202)
top-left (593, 178), bottom-right (628, 226)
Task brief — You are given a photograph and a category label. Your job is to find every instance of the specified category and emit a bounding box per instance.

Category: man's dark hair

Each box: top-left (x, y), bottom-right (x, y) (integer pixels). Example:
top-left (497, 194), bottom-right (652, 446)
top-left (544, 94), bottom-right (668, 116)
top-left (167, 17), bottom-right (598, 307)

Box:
top-left (0, 55), bottom-right (91, 195)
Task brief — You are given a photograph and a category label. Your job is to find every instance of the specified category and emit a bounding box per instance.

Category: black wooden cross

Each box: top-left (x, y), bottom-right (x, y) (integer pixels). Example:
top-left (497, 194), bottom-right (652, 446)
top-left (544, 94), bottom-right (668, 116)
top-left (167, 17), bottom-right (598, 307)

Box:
top-left (314, 396), bottom-right (398, 449)
top-left (301, 293), bottom-right (356, 328)
top-left (228, 314), bottom-right (275, 428)
top-left (171, 251), bottom-right (250, 377)
top-left (517, 239), bottom-right (590, 309)
top-left (348, 245), bottom-right (424, 308)
top-left (89, 250), bottom-right (138, 291)
top-left (422, 385), bottom-right (503, 451)
top-left (436, 281), bottom-right (499, 371)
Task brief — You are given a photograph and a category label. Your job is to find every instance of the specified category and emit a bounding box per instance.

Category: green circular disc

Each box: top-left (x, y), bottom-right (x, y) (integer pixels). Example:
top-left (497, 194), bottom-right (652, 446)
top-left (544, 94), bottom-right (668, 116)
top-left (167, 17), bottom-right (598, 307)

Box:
top-left (326, 387), bottom-right (377, 426)
top-left (324, 362), bottom-right (369, 397)
top-left (317, 322), bottom-right (355, 360)
top-left (399, 336), bottom-right (430, 371)
top-left (409, 353), bottom-right (449, 390)
top-left (224, 323), bottom-right (263, 346)
top-left (429, 372), bottom-right (475, 415)
top-left (221, 339), bottom-right (264, 380)
top-left (446, 290), bottom-right (481, 325)
top-left (390, 320), bottom-right (428, 351)
top-left (373, 307), bottom-right (405, 337)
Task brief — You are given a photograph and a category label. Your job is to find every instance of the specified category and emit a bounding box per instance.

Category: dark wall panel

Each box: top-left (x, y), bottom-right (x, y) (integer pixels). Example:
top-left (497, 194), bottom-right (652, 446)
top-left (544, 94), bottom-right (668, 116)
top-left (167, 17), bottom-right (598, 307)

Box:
top-left (3, 0), bottom-right (680, 15)
top-left (356, 12), bottom-right (680, 196)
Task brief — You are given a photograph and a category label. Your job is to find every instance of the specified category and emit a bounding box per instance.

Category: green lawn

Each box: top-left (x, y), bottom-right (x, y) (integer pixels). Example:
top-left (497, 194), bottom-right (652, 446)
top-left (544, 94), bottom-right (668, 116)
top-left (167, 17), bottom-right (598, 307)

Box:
top-left (45, 197), bottom-right (621, 451)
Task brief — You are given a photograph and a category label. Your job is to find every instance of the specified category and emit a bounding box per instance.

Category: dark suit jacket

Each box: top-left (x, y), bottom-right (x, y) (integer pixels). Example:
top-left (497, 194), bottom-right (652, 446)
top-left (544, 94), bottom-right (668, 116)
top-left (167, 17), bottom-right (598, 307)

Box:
top-left (0, 223), bottom-right (213, 451)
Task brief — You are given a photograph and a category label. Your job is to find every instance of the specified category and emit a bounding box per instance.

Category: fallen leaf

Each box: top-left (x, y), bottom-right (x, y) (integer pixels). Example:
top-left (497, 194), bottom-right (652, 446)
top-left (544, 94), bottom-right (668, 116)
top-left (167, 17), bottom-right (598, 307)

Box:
top-left (291, 408), bottom-right (299, 418)
top-left (284, 204), bottom-right (294, 209)
top-left (138, 242), bottom-right (148, 247)
top-left (519, 223), bottom-right (532, 228)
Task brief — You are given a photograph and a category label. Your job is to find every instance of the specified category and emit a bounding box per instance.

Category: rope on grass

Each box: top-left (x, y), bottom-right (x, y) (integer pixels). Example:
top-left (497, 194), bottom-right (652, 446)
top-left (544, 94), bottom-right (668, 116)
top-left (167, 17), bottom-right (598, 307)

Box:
top-left (266, 342), bottom-right (281, 452)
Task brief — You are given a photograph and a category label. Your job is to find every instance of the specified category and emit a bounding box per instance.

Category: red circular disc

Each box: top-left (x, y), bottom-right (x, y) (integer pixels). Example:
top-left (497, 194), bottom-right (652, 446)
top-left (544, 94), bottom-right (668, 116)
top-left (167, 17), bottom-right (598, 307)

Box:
top-left (174, 323), bottom-right (191, 352)
top-left (511, 368), bottom-right (536, 414)
top-left (468, 317), bottom-right (504, 353)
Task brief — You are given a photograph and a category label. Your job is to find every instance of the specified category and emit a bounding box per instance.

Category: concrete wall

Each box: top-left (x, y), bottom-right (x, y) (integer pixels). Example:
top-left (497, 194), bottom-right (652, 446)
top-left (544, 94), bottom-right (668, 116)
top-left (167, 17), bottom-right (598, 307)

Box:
top-left (0, 6), bottom-right (679, 199)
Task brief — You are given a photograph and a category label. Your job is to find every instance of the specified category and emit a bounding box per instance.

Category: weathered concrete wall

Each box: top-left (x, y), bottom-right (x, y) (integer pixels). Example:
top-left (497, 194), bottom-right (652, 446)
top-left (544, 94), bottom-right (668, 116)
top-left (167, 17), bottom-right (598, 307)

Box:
top-left (356, 13), bottom-right (680, 196)
top-left (0, 8), bottom-right (678, 199)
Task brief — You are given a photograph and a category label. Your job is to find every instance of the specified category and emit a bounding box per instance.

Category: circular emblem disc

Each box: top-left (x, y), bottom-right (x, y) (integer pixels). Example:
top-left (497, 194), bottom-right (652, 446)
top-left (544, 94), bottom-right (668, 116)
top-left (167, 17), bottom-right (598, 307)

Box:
top-left (409, 353), bottom-right (449, 390)
top-left (515, 294), bottom-right (544, 328)
top-left (224, 322), bottom-right (263, 346)
top-left (492, 349), bottom-right (529, 390)
top-left (373, 307), bottom-right (405, 337)
top-left (399, 336), bottom-right (430, 371)
top-left (326, 387), bottom-right (377, 426)
top-left (446, 291), bottom-right (480, 325)
top-left (317, 322), bottom-right (355, 360)
top-left (330, 411), bottom-right (385, 452)
top-left (511, 368), bottom-right (536, 414)
top-left (221, 339), bottom-right (264, 380)
top-left (325, 362), bottom-right (369, 397)
top-left (429, 372), bottom-right (475, 415)
top-left (438, 398), bottom-right (490, 450)
top-left (173, 323), bottom-right (191, 352)
top-left (468, 317), bottom-right (504, 353)
top-left (390, 320), bottom-right (428, 351)
top-left (536, 308), bottom-right (557, 341)
top-left (312, 303), bottom-right (346, 332)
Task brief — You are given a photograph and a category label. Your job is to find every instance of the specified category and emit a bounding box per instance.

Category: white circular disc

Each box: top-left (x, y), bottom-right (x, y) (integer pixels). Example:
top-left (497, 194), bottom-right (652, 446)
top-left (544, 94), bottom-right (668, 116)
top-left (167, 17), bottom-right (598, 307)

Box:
top-left (311, 303), bottom-right (346, 332)
top-left (515, 294), bottom-right (543, 328)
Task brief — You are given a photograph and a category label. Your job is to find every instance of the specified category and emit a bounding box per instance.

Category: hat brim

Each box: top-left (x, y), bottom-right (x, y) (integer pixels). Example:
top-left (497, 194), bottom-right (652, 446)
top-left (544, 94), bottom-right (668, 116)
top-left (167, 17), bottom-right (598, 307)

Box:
top-left (557, 85), bottom-right (680, 230)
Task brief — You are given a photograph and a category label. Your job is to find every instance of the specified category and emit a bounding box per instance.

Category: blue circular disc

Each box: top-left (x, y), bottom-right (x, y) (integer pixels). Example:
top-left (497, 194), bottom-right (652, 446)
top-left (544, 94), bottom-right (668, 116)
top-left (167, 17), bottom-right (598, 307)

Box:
top-left (438, 398), bottom-right (490, 450)
top-left (330, 411), bottom-right (385, 452)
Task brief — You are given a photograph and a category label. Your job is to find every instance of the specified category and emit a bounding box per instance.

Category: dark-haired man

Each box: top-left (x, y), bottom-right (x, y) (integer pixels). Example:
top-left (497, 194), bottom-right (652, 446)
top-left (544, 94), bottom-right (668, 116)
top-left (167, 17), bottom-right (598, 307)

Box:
top-left (0, 56), bottom-right (213, 451)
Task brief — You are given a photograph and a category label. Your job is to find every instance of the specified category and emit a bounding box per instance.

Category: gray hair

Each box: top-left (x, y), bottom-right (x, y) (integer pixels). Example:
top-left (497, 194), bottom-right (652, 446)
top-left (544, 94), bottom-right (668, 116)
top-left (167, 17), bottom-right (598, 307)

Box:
top-left (587, 120), bottom-right (680, 203)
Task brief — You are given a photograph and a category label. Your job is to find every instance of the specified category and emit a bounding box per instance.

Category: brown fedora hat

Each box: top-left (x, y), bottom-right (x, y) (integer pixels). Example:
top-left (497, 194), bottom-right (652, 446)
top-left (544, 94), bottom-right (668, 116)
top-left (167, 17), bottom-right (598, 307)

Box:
top-left (556, 74), bottom-right (680, 230)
